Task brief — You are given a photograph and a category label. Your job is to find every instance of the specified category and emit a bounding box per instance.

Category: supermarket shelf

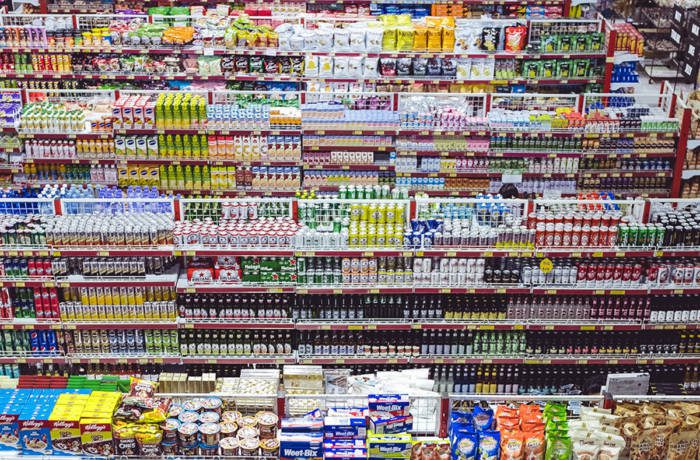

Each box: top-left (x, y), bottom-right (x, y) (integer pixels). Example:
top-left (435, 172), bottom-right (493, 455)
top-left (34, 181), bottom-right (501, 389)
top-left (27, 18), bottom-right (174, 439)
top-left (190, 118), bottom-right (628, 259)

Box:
top-left (531, 287), bottom-right (648, 295)
top-left (413, 286), bottom-right (531, 294)
top-left (294, 249), bottom-right (413, 257)
top-left (177, 280), bottom-right (296, 294)
top-left (17, 132), bottom-right (113, 140)
top-left (0, 247), bottom-right (52, 257)
top-left (2, 320), bottom-right (697, 333)
top-left (52, 246), bottom-right (175, 257)
top-left (62, 322), bottom-right (178, 330)
top-left (56, 269), bottom-right (179, 288)
top-left (1, 319), bottom-right (61, 330)
top-left (115, 128), bottom-right (300, 136)
top-left (411, 354), bottom-right (700, 365)
top-left (0, 278), bottom-right (56, 288)
top-left (179, 319), bottom-right (295, 329)
top-left (174, 248), bottom-right (296, 257)
top-left (303, 145), bottom-right (394, 152)
top-left (23, 157), bottom-right (302, 167)
top-left (304, 164), bottom-right (393, 171)
top-left (296, 286), bottom-right (414, 294)
top-left (181, 355), bottom-right (296, 365)
top-left (396, 170), bottom-right (671, 179)
top-left (610, 81), bottom-right (640, 90)
top-left (0, 355), bottom-right (64, 364)
top-left (613, 53), bottom-right (643, 64)
top-left (295, 321), bottom-right (414, 331)
top-left (69, 355), bottom-right (181, 364)
top-left (297, 356), bottom-right (411, 365)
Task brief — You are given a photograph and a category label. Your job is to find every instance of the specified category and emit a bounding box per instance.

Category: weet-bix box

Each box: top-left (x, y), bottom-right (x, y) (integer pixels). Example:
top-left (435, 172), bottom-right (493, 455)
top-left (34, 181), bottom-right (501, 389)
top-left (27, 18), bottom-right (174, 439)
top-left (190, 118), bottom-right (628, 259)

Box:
top-left (280, 432), bottom-right (323, 460)
top-left (323, 416), bottom-right (367, 440)
top-left (281, 418), bottom-right (324, 433)
top-left (368, 394), bottom-right (410, 417)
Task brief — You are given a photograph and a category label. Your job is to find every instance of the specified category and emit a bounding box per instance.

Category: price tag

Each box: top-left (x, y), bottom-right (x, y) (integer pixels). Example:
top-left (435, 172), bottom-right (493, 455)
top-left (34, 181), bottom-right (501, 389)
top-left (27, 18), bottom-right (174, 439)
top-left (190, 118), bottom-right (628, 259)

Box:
top-left (580, 325), bottom-right (595, 331)
top-left (539, 258), bottom-right (553, 274)
top-left (440, 288), bottom-right (451, 293)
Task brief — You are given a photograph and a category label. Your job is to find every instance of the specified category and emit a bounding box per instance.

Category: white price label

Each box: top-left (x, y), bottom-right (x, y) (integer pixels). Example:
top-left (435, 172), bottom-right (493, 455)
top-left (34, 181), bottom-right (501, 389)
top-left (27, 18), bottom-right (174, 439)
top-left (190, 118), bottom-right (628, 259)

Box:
top-left (501, 173), bottom-right (523, 184)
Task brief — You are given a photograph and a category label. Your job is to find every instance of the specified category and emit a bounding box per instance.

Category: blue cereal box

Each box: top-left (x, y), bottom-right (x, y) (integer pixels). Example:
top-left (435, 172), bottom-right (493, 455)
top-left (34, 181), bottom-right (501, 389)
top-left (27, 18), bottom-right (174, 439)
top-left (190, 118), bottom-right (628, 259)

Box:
top-left (280, 432), bottom-right (323, 460)
top-left (323, 416), bottom-right (367, 440)
top-left (368, 394), bottom-right (410, 416)
top-left (369, 412), bottom-right (413, 435)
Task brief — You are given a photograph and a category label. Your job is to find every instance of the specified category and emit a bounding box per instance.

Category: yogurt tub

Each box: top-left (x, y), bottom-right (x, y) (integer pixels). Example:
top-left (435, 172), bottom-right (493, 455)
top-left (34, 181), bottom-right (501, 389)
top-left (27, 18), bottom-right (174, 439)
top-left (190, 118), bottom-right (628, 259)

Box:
top-left (256, 411), bottom-right (279, 439)
top-left (220, 436), bottom-right (240, 456)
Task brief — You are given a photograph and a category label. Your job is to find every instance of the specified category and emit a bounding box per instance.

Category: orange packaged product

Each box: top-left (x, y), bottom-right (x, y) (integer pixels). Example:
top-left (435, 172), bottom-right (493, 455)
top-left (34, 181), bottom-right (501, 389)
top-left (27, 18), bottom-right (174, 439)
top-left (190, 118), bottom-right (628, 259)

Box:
top-left (497, 406), bottom-right (519, 418)
top-left (522, 430), bottom-right (545, 460)
top-left (501, 430), bottom-right (525, 460)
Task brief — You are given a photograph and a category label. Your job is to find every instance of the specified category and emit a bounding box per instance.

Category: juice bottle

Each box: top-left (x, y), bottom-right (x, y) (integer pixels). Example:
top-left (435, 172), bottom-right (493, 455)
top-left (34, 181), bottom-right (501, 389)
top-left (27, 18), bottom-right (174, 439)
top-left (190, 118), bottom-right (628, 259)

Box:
top-left (174, 134), bottom-right (183, 159)
top-left (202, 165), bottom-right (211, 189)
top-left (184, 165), bottom-right (193, 190)
top-left (193, 165), bottom-right (202, 190)
top-left (183, 134), bottom-right (192, 157)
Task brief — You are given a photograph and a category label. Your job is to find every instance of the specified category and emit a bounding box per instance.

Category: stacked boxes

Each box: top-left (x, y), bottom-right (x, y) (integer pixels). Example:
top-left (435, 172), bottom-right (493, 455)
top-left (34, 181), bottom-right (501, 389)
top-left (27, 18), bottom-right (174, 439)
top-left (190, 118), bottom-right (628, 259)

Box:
top-left (279, 417), bottom-right (323, 460)
top-left (112, 95), bottom-right (157, 130)
top-left (367, 395), bottom-right (413, 460)
top-left (0, 389), bottom-right (29, 452)
top-left (49, 391), bottom-right (91, 455)
top-left (79, 391), bottom-right (121, 456)
top-left (18, 390), bottom-right (64, 455)
top-left (324, 407), bottom-right (368, 460)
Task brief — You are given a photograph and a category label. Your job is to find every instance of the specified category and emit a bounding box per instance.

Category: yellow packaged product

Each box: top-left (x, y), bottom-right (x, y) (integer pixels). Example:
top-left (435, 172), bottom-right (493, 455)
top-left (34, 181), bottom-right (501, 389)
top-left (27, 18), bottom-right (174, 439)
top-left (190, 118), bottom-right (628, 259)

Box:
top-left (382, 28), bottom-right (397, 51)
top-left (442, 26), bottom-right (455, 51)
top-left (413, 25), bottom-right (428, 50)
top-left (427, 27), bottom-right (442, 51)
top-left (396, 26), bottom-right (415, 50)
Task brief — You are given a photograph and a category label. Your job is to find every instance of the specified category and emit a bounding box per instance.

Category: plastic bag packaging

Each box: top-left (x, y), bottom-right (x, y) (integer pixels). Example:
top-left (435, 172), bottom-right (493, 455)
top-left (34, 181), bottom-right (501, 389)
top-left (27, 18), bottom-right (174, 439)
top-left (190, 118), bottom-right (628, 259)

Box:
top-left (396, 26), bottom-right (414, 50)
top-left (305, 55), bottom-right (319, 77)
top-left (363, 57), bottom-right (379, 77)
top-left (413, 25), bottom-right (428, 50)
top-left (347, 56), bottom-right (363, 78)
top-left (333, 56), bottom-right (349, 77)
top-left (478, 430), bottom-right (500, 460)
top-left (572, 439), bottom-right (599, 460)
top-left (501, 430), bottom-right (524, 460)
top-left (366, 24), bottom-right (384, 52)
top-left (382, 28), bottom-right (397, 51)
top-left (334, 28), bottom-right (351, 52)
top-left (318, 55), bottom-right (334, 77)
top-left (505, 25), bottom-right (527, 51)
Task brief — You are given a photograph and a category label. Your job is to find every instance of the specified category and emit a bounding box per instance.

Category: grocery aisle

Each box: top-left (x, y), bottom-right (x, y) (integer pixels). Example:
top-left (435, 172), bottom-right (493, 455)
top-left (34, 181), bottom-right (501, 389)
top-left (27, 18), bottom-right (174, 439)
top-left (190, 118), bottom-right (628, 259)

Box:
top-left (0, 1), bottom-right (699, 459)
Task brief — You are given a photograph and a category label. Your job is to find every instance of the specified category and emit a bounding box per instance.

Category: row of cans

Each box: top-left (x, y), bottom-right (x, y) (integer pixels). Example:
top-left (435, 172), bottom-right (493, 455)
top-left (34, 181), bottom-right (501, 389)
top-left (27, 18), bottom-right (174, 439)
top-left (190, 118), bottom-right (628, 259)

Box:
top-left (59, 300), bottom-right (177, 321)
top-left (0, 330), bottom-right (59, 353)
top-left (65, 286), bottom-right (176, 308)
top-left (0, 257), bottom-right (53, 278)
top-left (65, 329), bottom-right (178, 355)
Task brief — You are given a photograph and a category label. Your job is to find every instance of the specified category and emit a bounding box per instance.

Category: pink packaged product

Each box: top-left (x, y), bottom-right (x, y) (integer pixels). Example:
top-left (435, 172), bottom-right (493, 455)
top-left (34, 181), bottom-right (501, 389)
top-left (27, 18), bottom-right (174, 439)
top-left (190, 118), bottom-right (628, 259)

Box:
top-left (143, 98), bottom-right (156, 128)
top-left (132, 97), bottom-right (145, 129)
top-left (112, 98), bottom-right (125, 129)
top-left (121, 96), bottom-right (135, 130)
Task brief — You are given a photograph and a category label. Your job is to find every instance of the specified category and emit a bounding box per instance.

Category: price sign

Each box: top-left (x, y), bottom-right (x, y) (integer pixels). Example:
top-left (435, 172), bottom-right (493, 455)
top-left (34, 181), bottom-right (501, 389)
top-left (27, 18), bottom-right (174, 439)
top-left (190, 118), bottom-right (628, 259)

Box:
top-left (539, 258), bottom-right (553, 274)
